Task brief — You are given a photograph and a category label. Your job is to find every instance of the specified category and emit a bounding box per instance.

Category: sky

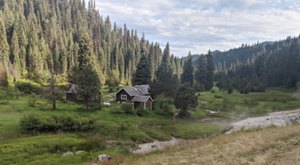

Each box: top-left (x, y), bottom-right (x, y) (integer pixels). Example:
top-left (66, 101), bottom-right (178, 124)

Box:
top-left (94, 0), bottom-right (300, 57)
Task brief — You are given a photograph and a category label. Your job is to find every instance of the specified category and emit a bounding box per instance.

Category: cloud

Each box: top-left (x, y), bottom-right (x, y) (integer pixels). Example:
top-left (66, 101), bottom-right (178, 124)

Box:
top-left (95, 0), bottom-right (300, 56)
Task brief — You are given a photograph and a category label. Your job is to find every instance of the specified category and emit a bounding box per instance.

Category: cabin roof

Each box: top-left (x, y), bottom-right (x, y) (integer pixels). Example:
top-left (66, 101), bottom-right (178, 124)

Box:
top-left (132, 96), bottom-right (153, 103)
top-left (135, 85), bottom-right (150, 95)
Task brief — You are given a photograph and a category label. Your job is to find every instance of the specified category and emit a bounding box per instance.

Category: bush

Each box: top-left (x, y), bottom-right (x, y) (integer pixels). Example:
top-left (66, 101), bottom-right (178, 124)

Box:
top-left (15, 80), bottom-right (41, 94)
top-left (80, 136), bottom-right (106, 151)
top-left (20, 113), bottom-right (95, 133)
top-left (210, 86), bottom-right (219, 93)
top-left (121, 103), bottom-right (135, 115)
top-left (214, 94), bottom-right (223, 99)
top-left (136, 107), bottom-right (150, 116)
top-left (193, 83), bottom-right (205, 92)
top-left (153, 97), bottom-right (177, 116)
top-left (28, 95), bottom-right (37, 107)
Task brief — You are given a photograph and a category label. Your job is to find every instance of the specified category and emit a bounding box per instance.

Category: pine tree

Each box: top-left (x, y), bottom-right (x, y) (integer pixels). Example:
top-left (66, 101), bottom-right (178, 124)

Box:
top-left (10, 28), bottom-right (21, 69)
top-left (156, 42), bottom-right (173, 83)
top-left (0, 0), bottom-right (175, 86)
top-left (70, 32), bottom-right (101, 110)
top-left (133, 55), bottom-right (151, 85)
top-left (195, 55), bottom-right (207, 89)
top-left (152, 42), bottom-right (178, 97)
top-left (0, 11), bottom-right (9, 71)
top-left (206, 50), bottom-right (214, 90)
top-left (181, 51), bottom-right (194, 86)
top-left (174, 84), bottom-right (198, 118)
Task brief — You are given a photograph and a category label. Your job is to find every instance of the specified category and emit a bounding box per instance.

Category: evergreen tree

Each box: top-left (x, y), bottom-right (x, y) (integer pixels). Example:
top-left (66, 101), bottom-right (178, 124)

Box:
top-left (195, 55), bottom-right (207, 90)
top-left (206, 50), bottom-right (214, 90)
top-left (181, 51), bottom-right (194, 86)
top-left (133, 55), bottom-right (151, 85)
top-left (152, 42), bottom-right (178, 97)
top-left (156, 42), bottom-right (173, 83)
top-left (70, 33), bottom-right (100, 110)
top-left (174, 84), bottom-right (198, 118)
top-left (0, 0), bottom-right (172, 85)
top-left (194, 51), bottom-right (214, 90)
top-left (0, 11), bottom-right (9, 71)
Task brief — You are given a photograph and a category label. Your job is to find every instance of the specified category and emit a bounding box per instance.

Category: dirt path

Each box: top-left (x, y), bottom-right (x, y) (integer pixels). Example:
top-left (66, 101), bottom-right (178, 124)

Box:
top-left (226, 109), bottom-right (300, 134)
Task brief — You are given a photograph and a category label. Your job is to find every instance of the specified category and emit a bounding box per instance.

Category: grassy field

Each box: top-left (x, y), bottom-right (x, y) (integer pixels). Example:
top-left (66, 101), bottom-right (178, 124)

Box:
top-left (0, 86), bottom-right (300, 164)
top-left (192, 88), bottom-right (300, 120)
top-left (0, 86), bottom-right (223, 165)
top-left (121, 124), bottom-right (300, 165)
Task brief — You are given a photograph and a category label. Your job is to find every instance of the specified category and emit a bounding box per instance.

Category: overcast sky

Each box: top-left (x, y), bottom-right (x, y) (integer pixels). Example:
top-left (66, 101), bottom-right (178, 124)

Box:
top-left (94, 0), bottom-right (300, 57)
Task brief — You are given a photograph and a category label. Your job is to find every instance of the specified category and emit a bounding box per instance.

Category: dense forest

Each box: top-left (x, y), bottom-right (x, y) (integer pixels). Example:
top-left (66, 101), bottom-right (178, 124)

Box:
top-left (192, 36), bottom-right (300, 93)
top-left (0, 0), bottom-right (299, 95)
top-left (0, 0), bottom-right (183, 86)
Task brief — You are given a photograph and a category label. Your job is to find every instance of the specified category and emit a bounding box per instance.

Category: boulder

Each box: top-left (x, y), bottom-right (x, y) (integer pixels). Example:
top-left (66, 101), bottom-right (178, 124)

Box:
top-left (62, 151), bottom-right (74, 156)
top-left (96, 154), bottom-right (111, 162)
top-left (75, 150), bottom-right (86, 155)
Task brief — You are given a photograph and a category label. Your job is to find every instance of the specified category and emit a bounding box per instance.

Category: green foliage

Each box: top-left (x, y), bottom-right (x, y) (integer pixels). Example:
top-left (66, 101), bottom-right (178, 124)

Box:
top-left (0, 0), bottom-right (173, 86)
top-left (80, 135), bottom-right (106, 151)
top-left (133, 55), bottom-right (151, 85)
top-left (136, 107), bottom-right (150, 116)
top-left (214, 37), bottom-right (300, 92)
top-left (121, 103), bottom-right (135, 115)
top-left (20, 113), bottom-right (95, 133)
top-left (181, 52), bottom-right (194, 86)
top-left (0, 134), bottom-right (89, 165)
top-left (0, 12), bottom-right (9, 71)
top-left (195, 51), bottom-right (214, 91)
top-left (152, 43), bottom-right (179, 97)
top-left (153, 97), bottom-right (177, 116)
top-left (199, 89), bottom-right (300, 117)
top-left (174, 85), bottom-right (198, 118)
top-left (15, 80), bottom-right (41, 94)
top-left (210, 86), bottom-right (219, 93)
top-left (28, 94), bottom-right (37, 107)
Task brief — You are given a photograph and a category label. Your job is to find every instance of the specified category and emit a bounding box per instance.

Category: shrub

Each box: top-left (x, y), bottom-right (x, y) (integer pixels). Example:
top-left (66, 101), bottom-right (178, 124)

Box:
top-left (20, 113), bottom-right (95, 133)
top-left (136, 107), bottom-right (150, 116)
top-left (153, 97), bottom-right (177, 116)
top-left (214, 94), bottom-right (223, 99)
top-left (121, 103), bottom-right (135, 115)
top-left (210, 86), bottom-right (219, 93)
top-left (28, 95), bottom-right (37, 107)
top-left (15, 80), bottom-right (41, 94)
top-left (80, 136), bottom-right (106, 151)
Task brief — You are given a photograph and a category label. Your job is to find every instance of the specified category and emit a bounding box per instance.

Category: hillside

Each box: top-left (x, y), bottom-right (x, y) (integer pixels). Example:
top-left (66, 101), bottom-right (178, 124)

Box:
top-left (122, 124), bottom-right (300, 165)
top-left (190, 36), bottom-right (300, 93)
top-left (0, 0), bottom-right (182, 85)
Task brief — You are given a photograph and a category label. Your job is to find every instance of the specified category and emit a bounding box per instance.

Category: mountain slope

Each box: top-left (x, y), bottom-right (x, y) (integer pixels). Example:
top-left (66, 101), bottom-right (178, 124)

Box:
top-left (0, 0), bottom-right (183, 85)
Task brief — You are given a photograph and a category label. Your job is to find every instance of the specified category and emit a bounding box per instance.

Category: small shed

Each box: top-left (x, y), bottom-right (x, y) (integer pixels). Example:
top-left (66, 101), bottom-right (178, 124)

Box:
top-left (132, 96), bottom-right (153, 110)
top-left (116, 87), bottom-right (139, 103)
top-left (115, 85), bottom-right (153, 110)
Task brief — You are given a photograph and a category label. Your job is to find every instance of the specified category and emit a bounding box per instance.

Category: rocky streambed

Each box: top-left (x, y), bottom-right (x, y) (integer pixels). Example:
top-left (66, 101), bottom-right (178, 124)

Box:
top-left (130, 109), bottom-right (300, 155)
top-left (226, 109), bottom-right (300, 134)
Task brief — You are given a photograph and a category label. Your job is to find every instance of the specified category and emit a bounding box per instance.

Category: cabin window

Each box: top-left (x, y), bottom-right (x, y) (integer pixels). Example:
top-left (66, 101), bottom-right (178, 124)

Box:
top-left (121, 94), bottom-right (127, 100)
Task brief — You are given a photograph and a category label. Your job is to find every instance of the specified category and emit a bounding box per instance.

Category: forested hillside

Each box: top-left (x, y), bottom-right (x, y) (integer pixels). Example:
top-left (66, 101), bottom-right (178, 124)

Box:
top-left (193, 36), bottom-right (300, 92)
top-left (215, 36), bottom-right (300, 92)
top-left (0, 0), bottom-right (183, 85)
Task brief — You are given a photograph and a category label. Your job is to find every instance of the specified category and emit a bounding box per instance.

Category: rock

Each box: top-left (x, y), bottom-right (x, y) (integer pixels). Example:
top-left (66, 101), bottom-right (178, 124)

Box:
top-left (96, 154), bottom-right (111, 162)
top-left (63, 151), bottom-right (74, 156)
top-left (103, 102), bottom-right (111, 106)
top-left (75, 150), bottom-right (86, 155)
